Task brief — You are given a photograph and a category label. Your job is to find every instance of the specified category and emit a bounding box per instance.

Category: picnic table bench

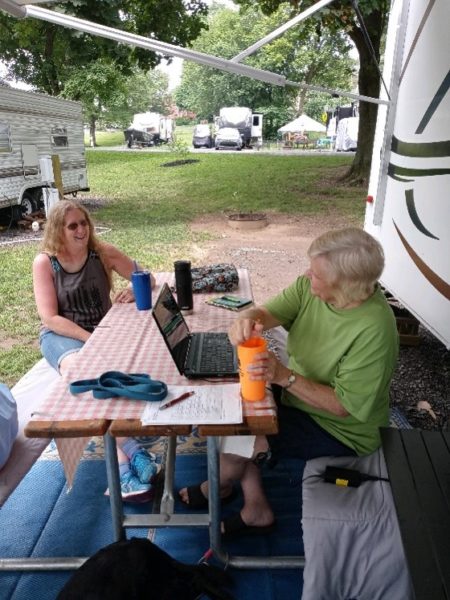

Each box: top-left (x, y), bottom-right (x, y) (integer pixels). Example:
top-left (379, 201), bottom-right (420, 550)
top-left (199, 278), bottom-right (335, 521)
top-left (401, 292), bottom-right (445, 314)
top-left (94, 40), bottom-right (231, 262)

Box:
top-left (381, 427), bottom-right (450, 599)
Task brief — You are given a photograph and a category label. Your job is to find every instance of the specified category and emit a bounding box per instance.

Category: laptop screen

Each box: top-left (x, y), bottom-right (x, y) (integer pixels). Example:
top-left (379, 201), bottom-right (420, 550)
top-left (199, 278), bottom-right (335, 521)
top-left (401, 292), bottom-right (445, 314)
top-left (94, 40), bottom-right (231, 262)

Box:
top-left (152, 283), bottom-right (190, 373)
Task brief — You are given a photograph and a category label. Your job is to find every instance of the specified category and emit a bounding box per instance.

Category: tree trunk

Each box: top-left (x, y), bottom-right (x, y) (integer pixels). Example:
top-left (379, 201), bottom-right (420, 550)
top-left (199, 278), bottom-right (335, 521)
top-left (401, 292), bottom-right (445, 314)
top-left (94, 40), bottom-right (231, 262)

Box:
top-left (89, 115), bottom-right (97, 148)
top-left (343, 8), bottom-right (386, 185)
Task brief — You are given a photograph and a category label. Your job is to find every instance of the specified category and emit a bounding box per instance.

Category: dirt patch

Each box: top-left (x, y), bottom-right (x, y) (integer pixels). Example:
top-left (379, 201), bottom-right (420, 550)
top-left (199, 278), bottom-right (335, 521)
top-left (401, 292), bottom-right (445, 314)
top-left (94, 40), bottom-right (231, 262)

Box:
top-left (189, 211), bottom-right (361, 303)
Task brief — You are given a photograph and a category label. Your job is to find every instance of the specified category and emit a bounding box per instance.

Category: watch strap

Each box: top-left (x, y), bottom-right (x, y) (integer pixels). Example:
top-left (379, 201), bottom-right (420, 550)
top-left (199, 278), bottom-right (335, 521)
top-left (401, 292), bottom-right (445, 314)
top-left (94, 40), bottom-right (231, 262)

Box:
top-left (285, 371), bottom-right (296, 389)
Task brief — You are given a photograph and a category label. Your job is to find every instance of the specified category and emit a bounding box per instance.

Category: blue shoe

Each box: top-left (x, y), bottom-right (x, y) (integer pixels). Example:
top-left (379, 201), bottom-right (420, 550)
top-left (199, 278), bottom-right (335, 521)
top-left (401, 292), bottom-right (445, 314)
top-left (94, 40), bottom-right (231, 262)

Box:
top-left (119, 471), bottom-right (152, 500)
top-left (131, 449), bottom-right (159, 484)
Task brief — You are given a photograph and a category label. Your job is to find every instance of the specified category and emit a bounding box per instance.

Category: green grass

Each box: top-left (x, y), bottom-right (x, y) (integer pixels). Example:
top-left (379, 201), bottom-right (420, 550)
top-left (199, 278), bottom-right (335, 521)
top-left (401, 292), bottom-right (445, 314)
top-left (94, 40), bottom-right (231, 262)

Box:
top-left (85, 130), bottom-right (126, 147)
top-left (0, 149), bottom-right (363, 386)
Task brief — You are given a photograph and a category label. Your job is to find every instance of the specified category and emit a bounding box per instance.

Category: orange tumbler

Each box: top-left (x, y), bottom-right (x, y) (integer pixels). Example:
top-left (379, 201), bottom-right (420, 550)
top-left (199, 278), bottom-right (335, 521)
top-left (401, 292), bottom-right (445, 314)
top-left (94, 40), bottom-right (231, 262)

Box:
top-left (237, 337), bottom-right (267, 402)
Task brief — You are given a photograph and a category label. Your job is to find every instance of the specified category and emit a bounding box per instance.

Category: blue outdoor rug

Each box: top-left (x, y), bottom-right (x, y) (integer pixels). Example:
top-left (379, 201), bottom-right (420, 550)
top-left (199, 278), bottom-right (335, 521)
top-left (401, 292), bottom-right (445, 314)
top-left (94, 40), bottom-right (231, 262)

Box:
top-left (1, 408), bottom-right (409, 600)
top-left (0, 451), bottom-right (305, 600)
top-left (154, 454), bottom-right (305, 600)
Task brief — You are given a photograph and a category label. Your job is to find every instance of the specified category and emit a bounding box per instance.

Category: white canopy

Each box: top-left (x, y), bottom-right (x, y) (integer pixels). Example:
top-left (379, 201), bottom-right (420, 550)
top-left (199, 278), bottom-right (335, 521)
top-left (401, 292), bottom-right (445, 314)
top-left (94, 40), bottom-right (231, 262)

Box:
top-left (278, 114), bottom-right (326, 134)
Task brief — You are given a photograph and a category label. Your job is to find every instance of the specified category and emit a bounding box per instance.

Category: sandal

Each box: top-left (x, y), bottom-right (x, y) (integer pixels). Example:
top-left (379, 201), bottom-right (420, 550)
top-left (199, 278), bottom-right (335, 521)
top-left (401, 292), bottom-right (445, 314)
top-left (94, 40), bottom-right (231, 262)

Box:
top-left (222, 512), bottom-right (276, 538)
top-left (182, 484), bottom-right (237, 510)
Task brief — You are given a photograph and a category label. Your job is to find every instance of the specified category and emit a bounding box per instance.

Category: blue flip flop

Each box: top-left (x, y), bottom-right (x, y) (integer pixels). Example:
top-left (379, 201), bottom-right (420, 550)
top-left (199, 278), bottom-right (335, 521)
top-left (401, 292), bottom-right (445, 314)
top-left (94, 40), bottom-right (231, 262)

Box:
top-left (70, 371), bottom-right (167, 402)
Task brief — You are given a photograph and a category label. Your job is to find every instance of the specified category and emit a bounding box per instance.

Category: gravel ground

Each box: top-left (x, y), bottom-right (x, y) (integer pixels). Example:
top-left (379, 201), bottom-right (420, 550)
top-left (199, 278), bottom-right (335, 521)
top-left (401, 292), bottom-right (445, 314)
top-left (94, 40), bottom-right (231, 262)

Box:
top-left (390, 327), bottom-right (450, 430)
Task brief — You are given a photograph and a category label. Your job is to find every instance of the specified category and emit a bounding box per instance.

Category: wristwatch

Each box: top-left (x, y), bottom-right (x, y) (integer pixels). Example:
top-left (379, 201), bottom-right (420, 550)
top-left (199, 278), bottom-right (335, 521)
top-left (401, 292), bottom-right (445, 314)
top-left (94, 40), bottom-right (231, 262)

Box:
top-left (285, 371), bottom-right (296, 389)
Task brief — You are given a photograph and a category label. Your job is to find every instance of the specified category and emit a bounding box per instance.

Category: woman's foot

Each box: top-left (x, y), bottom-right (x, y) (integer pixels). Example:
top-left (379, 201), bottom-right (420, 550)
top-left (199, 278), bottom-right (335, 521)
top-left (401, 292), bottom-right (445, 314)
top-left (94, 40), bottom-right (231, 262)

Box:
top-left (221, 511), bottom-right (276, 537)
top-left (130, 449), bottom-right (159, 484)
top-left (179, 481), bottom-right (235, 509)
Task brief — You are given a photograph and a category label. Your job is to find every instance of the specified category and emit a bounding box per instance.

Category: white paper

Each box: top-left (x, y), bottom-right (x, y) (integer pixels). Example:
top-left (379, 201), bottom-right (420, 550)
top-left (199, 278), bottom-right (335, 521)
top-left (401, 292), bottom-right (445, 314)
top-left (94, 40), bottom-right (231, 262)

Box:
top-left (140, 384), bottom-right (242, 425)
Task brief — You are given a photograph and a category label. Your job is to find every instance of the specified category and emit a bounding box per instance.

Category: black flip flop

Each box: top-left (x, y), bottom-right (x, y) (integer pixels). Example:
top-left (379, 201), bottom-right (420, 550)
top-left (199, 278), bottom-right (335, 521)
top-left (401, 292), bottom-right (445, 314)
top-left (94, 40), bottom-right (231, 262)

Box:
top-left (183, 484), bottom-right (237, 510)
top-left (222, 512), bottom-right (276, 538)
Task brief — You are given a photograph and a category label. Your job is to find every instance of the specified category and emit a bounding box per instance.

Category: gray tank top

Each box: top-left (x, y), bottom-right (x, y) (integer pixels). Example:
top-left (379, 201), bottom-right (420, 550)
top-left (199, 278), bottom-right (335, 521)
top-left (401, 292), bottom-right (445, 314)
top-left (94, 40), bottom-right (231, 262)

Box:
top-left (47, 250), bottom-right (112, 332)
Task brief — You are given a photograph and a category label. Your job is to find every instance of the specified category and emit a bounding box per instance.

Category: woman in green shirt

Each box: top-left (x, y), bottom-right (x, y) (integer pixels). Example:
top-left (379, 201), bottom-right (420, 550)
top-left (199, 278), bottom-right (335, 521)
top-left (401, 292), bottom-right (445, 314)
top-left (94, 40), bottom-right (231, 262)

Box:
top-left (180, 228), bottom-right (399, 536)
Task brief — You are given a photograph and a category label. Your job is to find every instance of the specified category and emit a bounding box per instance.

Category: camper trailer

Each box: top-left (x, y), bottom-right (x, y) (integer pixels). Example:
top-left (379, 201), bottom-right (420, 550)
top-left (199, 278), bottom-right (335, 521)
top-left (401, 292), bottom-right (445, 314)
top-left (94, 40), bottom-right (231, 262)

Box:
top-left (214, 107), bottom-right (263, 148)
top-left (0, 85), bottom-right (88, 220)
top-left (124, 112), bottom-right (175, 148)
top-left (365, 0), bottom-right (450, 347)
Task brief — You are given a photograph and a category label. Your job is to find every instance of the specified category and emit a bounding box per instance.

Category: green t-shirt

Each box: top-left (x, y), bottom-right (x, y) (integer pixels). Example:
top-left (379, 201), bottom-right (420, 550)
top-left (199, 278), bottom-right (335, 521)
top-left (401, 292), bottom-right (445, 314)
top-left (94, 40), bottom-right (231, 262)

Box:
top-left (264, 276), bottom-right (399, 455)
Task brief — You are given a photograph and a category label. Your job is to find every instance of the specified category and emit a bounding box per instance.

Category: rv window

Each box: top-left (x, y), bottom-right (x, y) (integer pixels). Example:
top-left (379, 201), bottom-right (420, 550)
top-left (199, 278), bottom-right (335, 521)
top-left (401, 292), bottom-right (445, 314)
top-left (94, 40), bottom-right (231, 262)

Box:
top-left (0, 122), bottom-right (11, 153)
top-left (51, 127), bottom-right (68, 148)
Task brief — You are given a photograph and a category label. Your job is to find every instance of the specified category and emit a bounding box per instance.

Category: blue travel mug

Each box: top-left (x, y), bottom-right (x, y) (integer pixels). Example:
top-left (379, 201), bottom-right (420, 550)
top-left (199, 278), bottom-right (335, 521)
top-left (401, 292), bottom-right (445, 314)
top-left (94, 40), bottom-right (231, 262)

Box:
top-left (131, 271), bottom-right (152, 310)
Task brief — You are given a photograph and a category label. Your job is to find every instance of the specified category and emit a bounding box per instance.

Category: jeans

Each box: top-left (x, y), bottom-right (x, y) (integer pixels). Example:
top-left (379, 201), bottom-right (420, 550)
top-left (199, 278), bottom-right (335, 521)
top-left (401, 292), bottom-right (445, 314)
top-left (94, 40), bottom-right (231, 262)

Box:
top-left (267, 385), bottom-right (357, 462)
top-left (39, 329), bottom-right (85, 372)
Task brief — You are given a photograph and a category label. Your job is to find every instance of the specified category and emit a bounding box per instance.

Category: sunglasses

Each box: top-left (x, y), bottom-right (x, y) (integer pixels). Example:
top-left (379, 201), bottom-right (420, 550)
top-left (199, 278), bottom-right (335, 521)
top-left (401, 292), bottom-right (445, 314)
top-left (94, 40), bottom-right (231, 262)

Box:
top-left (66, 219), bottom-right (89, 231)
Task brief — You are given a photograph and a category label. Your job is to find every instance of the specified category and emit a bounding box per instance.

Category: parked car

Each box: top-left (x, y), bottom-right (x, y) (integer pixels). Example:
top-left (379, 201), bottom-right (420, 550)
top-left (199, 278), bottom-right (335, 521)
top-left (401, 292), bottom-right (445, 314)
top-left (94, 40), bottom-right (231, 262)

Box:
top-left (192, 124), bottom-right (212, 148)
top-left (214, 127), bottom-right (243, 150)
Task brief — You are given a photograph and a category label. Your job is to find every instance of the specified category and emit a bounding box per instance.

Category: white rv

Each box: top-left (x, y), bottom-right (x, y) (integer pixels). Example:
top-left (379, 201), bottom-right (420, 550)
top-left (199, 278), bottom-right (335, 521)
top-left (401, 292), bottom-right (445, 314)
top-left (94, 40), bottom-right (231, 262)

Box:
top-left (214, 107), bottom-right (263, 148)
top-left (365, 0), bottom-right (450, 347)
top-left (124, 112), bottom-right (175, 148)
top-left (0, 85), bottom-right (89, 220)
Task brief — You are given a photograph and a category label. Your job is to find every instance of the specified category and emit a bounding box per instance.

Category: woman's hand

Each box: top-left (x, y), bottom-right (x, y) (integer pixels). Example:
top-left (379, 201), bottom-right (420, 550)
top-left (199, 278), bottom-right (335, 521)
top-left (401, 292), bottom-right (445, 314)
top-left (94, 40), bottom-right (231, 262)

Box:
top-left (228, 317), bottom-right (264, 346)
top-left (246, 350), bottom-right (289, 384)
top-left (113, 286), bottom-right (135, 303)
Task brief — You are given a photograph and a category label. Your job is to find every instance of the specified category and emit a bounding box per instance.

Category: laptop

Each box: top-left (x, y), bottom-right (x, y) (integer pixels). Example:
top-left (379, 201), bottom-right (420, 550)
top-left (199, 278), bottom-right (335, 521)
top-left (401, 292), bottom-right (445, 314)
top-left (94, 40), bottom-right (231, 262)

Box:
top-left (152, 283), bottom-right (238, 378)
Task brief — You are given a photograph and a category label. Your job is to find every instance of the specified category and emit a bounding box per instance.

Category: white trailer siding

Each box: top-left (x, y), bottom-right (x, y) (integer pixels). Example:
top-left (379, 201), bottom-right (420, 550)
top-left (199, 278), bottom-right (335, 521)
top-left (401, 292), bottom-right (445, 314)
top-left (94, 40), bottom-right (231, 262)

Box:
top-left (0, 86), bottom-right (88, 213)
top-left (365, 0), bottom-right (450, 347)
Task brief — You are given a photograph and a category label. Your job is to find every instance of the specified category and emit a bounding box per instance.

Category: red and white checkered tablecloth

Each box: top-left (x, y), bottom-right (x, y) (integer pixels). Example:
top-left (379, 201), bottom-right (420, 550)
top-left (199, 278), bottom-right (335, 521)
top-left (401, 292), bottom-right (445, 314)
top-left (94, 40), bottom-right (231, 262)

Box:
top-left (32, 269), bottom-right (274, 422)
top-left (29, 270), bottom-right (276, 487)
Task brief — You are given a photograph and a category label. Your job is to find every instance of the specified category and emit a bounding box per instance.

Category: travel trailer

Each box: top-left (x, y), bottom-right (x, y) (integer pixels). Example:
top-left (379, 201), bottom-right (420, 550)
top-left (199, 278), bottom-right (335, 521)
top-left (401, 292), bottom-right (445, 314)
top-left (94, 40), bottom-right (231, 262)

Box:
top-left (0, 85), bottom-right (88, 220)
top-left (124, 112), bottom-right (175, 148)
top-left (365, 0), bottom-right (450, 347)
top-left (214, 107), bottom-right (263, 148)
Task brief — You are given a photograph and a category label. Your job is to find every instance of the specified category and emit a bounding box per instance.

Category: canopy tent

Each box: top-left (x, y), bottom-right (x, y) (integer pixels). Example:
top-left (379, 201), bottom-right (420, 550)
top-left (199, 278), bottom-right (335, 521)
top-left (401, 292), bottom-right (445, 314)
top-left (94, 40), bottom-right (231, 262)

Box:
top-left (278, 114), bottom-right (326, 134)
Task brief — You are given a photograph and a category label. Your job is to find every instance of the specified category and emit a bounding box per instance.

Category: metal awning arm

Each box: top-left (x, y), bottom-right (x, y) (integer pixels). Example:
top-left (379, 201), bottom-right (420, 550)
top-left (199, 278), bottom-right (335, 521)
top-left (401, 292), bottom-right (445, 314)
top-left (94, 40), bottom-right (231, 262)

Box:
top-left (0, 1), bottom-right (389, 105)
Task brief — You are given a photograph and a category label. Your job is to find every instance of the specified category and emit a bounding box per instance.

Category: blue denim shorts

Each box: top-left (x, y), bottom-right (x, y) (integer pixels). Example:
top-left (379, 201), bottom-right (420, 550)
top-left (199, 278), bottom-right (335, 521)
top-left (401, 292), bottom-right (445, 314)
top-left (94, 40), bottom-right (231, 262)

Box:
top-left (39, 330), bottom-right (85, 372)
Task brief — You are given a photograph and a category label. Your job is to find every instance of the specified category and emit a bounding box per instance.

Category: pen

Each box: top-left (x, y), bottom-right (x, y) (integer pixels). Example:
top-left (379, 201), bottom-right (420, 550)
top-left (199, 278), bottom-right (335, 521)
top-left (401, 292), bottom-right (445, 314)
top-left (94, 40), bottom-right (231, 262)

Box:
top-left (160, 390), bottom-right (195, 410)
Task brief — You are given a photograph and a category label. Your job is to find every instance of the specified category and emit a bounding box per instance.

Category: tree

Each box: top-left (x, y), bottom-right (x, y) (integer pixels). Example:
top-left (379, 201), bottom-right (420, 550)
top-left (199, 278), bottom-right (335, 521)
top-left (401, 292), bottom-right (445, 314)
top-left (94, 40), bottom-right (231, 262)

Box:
top-left (236, 0), bottom-right (389, 184)
top-left (101, 69), bottom-right (172, 129)
top-left (61, 64), bottom-right (171, 146)
top-left (175, 4), bottom-right (354, 138)
top-left (0, 0), bottom-right (208, 94)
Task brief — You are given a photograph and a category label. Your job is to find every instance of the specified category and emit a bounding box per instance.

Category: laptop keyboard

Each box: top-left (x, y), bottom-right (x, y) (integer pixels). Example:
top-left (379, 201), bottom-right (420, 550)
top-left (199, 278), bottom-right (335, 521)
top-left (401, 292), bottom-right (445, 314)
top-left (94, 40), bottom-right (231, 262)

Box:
top-left (189, 333), bottom-right (237, 374)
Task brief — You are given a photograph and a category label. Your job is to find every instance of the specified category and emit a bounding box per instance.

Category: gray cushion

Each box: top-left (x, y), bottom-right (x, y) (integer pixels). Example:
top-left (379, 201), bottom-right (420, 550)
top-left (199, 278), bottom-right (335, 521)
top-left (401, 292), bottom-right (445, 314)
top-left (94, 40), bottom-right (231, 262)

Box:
top-left (301, 449), bottom-right (414, 600)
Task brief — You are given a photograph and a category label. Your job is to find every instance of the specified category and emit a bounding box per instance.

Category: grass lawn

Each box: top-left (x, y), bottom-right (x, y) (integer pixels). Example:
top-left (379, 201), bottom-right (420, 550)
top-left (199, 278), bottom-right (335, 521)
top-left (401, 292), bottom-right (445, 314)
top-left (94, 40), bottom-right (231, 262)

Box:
top-left (0, 149), bottom-right (364, 385)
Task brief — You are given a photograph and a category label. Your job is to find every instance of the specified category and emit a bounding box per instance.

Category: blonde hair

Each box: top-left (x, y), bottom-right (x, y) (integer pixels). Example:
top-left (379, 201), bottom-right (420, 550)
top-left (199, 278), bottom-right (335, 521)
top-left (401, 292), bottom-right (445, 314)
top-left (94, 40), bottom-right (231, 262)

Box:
top-left (307, 227), bottom-right (384, 306)
top-left (41, 200), bottom-right (112, 289)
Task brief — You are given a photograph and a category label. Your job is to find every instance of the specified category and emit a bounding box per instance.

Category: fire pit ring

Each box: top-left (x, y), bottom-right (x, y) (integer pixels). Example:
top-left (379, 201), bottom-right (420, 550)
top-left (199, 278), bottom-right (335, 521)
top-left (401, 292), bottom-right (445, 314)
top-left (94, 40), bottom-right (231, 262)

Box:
top-left (227, 212), bottom-right (268, 231)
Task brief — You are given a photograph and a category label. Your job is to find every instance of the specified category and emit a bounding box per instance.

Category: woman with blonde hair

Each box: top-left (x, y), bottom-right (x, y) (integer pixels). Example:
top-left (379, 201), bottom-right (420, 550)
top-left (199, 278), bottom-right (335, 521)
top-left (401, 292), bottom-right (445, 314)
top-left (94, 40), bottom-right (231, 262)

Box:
top-left (33, 200), bottom-right (157, 501)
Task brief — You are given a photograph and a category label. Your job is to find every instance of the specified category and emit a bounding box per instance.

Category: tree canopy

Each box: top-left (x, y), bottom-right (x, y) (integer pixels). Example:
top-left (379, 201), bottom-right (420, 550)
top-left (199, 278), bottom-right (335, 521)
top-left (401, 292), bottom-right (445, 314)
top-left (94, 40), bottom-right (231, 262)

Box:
top-left (235, 0), bottom-right (390, 182)
top-left (175, 4), bottom-right (355, 137)
top-left (0, 0), bottom-right (208, 95)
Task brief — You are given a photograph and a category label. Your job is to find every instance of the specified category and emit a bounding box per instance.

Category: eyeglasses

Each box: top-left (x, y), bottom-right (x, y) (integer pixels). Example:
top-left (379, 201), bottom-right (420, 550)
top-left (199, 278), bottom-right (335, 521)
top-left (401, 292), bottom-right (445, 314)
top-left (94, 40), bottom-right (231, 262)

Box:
top-left (66, 219), bottom-right (89, 231)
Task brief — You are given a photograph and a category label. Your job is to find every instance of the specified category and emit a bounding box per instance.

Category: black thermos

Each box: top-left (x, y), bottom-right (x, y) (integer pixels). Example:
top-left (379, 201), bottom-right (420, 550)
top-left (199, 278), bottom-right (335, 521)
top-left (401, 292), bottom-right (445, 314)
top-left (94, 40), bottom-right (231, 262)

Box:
top-left (174, 260), bottom-right (193, 314)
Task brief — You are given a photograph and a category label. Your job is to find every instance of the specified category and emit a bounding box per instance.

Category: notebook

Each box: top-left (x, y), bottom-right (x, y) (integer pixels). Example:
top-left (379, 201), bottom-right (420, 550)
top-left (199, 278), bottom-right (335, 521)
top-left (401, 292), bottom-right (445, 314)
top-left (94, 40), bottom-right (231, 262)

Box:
top-left (152, 283), bottom-right (238, 378)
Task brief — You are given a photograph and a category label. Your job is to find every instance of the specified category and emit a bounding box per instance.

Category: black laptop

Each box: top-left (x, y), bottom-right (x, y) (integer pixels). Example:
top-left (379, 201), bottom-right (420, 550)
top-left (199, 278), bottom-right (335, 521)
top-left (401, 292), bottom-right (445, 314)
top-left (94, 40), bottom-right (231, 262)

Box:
top-left (152, 283), bottom-right (238, 378)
